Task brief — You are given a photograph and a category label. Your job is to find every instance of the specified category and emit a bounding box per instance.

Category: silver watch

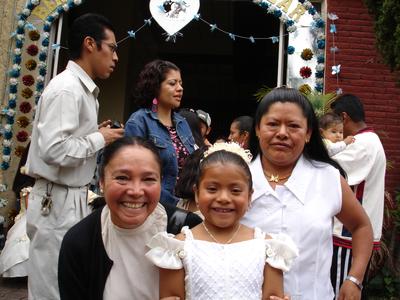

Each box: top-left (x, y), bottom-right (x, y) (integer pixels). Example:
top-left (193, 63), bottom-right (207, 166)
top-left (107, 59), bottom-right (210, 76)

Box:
top-left (345, 275), bottom-right (363, 290)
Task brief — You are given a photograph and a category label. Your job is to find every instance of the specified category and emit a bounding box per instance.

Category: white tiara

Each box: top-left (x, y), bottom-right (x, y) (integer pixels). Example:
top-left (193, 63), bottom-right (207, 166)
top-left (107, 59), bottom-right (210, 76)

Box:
top-left (203, 142), bottom-right (253, 164)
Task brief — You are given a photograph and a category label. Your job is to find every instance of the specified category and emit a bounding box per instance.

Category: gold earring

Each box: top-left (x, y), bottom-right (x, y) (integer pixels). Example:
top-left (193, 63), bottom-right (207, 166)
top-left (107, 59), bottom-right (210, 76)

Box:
top-left (100, 188), bottom-right (104, 194)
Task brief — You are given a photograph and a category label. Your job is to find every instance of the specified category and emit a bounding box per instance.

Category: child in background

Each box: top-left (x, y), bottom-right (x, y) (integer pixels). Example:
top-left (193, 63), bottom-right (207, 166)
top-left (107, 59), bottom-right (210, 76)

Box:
top-left (196, 109), bottom-right (212, 146)
top-left (146, 142), bottom-right (298, 300)
top-left (319, 112), bottom-right (355, 157)
top-left (175, 146), bottom-right (208, 219)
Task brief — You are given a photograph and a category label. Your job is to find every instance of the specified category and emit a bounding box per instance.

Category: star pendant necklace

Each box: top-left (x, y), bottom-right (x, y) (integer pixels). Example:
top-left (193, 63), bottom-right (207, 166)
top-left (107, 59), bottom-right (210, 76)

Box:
top-left (202, 222), bottom-right (241, 244)
top-left (263, 169), bottom-right (291, 183)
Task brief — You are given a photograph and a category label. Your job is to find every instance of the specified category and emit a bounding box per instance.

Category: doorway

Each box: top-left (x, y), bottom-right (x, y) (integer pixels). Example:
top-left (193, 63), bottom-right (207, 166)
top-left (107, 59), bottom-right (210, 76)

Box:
top-left (58, 1), bottom-right (280, 141)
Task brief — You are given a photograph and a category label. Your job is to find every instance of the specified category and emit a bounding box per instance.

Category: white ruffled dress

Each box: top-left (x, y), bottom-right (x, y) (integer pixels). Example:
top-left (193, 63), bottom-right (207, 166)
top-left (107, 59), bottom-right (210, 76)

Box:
top-left (146, 226), bottom-right (298, 300)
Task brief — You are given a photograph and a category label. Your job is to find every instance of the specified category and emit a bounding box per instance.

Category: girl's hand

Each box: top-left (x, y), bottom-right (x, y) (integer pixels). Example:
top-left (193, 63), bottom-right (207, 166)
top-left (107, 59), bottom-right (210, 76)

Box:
top-left (270, 295), bottom-right (290, 300)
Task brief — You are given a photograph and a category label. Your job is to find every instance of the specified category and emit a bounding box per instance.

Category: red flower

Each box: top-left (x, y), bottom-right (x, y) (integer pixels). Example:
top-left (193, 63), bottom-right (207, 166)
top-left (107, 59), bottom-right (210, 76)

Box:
top-left (27, 44), bottom-right (39, 56)
top-left (300, 66), bottom-right (312, 79)
top-left (22, 75), bottom-right (35, 86)
top-left (19, 101), bottom-right (32, 114)
top-left (16, 130), bottom-right (29, 143)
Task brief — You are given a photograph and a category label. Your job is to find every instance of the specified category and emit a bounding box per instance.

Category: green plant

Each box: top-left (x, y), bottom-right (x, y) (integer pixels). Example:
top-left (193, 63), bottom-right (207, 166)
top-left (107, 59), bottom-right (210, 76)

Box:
top-left (363, 0), bottom-right (400, 73)
top-left (253, 85), bottom-right (272, 102)
top-left (302, 91), bottom-right (337, 117)
top-left (253, 85), bottom-right (337, 118)
top-left (365, 189), bottom-right (400, 299)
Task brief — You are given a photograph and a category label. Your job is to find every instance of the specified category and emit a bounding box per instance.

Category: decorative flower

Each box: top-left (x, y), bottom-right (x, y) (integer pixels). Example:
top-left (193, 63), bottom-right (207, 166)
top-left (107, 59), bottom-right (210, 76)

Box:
top-left (27, 44), bottom-right (38, 56)
top-left (298, 84), bottom-right (312, 95)
top-left (14, 146), bottom-right (26, 157)
top-left (300, 66), bottom-right (312, 79)
top-left (287, 46), bottom-right (295, 55)
top-left (316, 63), bottom-right (325, 72)
top-left (25, 59), bottom-right (37, 70)
top-left (22, 75), bottom-right (35, 86)
top-left (22, 87), bottom-right (33, 99)
top-left (28, 30), bottom-right (40, 41)
top-left (19, 101), bottom-right (32, 114)
top-left (17, 116), bottom-right (30, 128)
top-left (203, 142), bottom-right (253, 164)
top-left (16, 130), bottom-right (29, 142)
top-left (0, 197), bottom-right (8, 208)
top-left (301, 48), bottom-right (313, 61)
top-left (0, 184), bottom-right (7, 192)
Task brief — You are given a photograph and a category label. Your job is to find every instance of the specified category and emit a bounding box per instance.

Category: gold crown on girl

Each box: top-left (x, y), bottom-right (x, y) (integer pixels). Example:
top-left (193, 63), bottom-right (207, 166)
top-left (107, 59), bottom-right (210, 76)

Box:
top-left (203, 142), bottom-right (253, 164)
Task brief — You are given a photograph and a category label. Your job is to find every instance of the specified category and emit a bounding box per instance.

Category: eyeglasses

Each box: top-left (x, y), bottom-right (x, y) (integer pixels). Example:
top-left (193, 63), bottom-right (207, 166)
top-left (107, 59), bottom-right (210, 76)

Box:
top-left (102, 41), bottom-right (118, 53)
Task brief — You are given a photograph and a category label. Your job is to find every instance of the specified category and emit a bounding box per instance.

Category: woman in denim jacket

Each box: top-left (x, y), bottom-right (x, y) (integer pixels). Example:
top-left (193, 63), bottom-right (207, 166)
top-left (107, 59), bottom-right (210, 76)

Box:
top-left (125, 60), bottom-right (196, 205)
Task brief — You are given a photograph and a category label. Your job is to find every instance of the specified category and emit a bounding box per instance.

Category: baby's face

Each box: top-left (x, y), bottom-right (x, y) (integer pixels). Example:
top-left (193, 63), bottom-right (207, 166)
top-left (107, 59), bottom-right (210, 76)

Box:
top-left (321, 123), bottom-right (344, 143)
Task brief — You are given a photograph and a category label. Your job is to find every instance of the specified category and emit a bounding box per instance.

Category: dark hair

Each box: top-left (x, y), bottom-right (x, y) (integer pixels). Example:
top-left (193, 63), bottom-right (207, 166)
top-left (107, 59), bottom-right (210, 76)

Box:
top-left (98, 136), bottom-right (162, 179)
top-left (68, 13), bottom-right (115, 60)
top-left (175, 146), bottom-right (208, 200)
top-left (330, 94), bottom-right (365, 122)
top-left (133, 59), bottom-right (180, 108)
top-left (249, 87), bottom-right (345, 177)
top-left (178, 108), bottom-right (205, 147)
top-left (195, 149), bottom-right (253, 190)
top-left (232, 115), bottom-right (253, 134)
top-left (319, 112), bottom-right (343, 130)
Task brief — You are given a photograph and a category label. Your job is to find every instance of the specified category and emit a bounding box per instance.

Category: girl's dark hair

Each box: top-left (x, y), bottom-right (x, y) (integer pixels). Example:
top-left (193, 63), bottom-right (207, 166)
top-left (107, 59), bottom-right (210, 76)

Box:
top-left (98, 136), bottom-right (162, 179)
top-left (249, 87), bottom-right (345, 177)
top-left (319, 112), bottom-right (343, 130)
top-left (68, 13), bottom-right (115, 60)
top-left (178, 108), bottom-right (205, 147)
top-left (232, 115), bottom-right (254, 134)
top-left (133, 59), bottom-right (180, 108)
top-left (175, 146), bottom-right (208, 200)
top-left (195, 149), bottom-right (253, 190)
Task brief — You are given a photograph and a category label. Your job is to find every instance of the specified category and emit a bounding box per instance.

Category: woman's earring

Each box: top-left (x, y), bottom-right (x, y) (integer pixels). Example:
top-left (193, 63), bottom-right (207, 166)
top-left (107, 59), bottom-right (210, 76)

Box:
top-left (151, 98), bottom-right (158, 113)
top-left (100, 188), bottom-right (104, 194)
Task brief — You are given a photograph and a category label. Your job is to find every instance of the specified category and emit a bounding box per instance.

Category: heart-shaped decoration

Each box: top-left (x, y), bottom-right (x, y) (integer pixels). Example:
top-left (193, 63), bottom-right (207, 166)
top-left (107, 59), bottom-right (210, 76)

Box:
top-left (149, 0), bottom-right (200, 36)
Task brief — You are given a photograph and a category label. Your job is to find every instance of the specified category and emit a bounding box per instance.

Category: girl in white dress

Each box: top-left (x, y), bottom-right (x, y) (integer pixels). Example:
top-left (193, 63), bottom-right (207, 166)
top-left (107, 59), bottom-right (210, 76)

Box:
top-left (146, 142), bottom-right (298, 300)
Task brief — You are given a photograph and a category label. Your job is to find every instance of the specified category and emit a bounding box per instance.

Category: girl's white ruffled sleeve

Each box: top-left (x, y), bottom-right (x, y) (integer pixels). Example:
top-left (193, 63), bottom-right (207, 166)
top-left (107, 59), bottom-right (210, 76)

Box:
top-left (145, 231), bottom-right (185, 270)
top-left (265, 233), bottom-right (299, 272)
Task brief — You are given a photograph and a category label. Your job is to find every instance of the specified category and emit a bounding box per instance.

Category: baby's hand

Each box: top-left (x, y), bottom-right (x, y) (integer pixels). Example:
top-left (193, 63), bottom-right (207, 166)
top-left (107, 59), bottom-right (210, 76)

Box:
top-left (344, 135), bottom-right (355, 145)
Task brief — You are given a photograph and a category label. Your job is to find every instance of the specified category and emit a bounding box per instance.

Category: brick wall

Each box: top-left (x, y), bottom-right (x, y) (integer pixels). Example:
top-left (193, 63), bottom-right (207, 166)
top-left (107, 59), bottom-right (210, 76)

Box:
top-left (325, 0), bottom-right (400, 195)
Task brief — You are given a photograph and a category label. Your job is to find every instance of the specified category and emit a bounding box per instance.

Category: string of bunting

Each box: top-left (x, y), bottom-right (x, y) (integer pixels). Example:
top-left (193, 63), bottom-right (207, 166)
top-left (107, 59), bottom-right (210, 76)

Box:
top-left (328, 12), bottom-right (342, 95)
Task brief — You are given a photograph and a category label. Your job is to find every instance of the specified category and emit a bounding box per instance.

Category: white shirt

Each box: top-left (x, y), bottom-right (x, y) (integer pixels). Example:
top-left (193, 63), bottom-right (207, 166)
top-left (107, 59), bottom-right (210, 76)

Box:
top-left (332, 129), bottom-right (386, 243)
top-left (102, 204), bottom-right (167, 300)
top-left (323, 138), bottom-right (347, 157)
top-left (242, 155), bottom-right (342, 300)
top-left (26, 60), bottom-right (105, 187)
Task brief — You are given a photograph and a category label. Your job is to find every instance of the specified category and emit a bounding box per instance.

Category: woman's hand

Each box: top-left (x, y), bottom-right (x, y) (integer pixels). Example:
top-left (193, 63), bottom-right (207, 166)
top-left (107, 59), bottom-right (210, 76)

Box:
top-left (337, 280), bottom-right (361, 300)
top-left (160, 297), bottom-right (180, 300)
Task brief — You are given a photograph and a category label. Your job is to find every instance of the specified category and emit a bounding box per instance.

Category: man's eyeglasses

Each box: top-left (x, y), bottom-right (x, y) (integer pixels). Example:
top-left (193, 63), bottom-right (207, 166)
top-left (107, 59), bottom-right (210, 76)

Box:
top-left (102, 41), bottom-right (118, 53)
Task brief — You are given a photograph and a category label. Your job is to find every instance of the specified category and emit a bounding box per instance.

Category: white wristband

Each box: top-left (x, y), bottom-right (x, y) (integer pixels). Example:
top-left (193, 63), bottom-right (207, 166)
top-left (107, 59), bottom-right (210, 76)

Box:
top-left (345, 275), bottom-right (363, 290)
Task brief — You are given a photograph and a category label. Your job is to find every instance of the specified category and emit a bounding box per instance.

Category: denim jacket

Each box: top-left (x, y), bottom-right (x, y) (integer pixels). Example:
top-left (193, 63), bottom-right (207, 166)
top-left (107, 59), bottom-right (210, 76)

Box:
top-left (124, 108), bottom-right (196, 205)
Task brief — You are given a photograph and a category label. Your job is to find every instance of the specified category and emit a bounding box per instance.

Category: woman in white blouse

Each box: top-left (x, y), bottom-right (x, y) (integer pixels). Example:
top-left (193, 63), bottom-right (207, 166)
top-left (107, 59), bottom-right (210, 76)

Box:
top-left (241, 87), bottom-right (373, 300)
